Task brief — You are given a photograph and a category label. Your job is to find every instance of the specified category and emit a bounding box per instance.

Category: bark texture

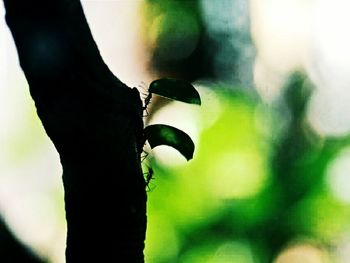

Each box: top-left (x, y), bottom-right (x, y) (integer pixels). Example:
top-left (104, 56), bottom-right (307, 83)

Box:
top-left (4, 0), bottom-right (147, 262)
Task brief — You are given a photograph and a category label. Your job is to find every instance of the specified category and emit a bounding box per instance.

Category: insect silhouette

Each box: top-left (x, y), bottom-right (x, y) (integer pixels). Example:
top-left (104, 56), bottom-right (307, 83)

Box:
top-left (144, 165), bottom-right (155, 191)
top-left (137, 82), bottom-right (152, 117)
top-left (143, 92), bottom-right (152, 111)
top-left (141, 150), bottom-right (149, 162)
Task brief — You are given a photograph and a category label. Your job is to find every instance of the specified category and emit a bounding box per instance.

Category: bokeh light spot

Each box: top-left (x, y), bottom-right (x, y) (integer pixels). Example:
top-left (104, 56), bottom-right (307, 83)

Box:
top-left (274, 243), bottom-right (328, 263)
top-left (208, 151), bottom-right (267, 199)
top-left (326, 147), bottom-right (350, 203)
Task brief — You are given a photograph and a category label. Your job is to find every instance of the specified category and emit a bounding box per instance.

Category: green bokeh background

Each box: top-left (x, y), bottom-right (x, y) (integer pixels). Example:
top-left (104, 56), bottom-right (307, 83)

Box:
top-left (141, 1), bottom-right (350, 262)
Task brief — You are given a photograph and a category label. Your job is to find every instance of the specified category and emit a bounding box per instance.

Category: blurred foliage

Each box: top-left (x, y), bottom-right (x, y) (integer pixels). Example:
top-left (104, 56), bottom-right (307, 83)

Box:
top-left (140, 0), bottom-right (255, 86)
top-left (144, 73), bottom-right (350, 263)
top-left (140, 1), bottom-right (350, 262)
top-left (140, 0), bottom-right (211, 81)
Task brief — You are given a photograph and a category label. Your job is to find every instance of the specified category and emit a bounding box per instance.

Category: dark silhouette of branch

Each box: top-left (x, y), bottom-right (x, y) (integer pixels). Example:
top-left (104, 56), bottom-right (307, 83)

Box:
top-left (0, 216), bottom-right (47, 263)
top-left (4, 0), bottom-right (147, 262)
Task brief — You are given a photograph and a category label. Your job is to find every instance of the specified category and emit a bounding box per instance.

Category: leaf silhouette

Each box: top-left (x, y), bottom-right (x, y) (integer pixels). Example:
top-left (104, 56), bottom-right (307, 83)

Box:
top-left (149, 78), bottom-right (201, 105)
top-left (144, 124), bottom-right (195, 161)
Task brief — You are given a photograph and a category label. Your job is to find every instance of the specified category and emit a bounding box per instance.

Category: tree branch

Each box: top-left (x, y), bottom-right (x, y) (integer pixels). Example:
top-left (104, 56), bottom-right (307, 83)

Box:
top-left (4, 0), bottom-right (147, 262)
top-left (0, 216), bottom-right (47, 263)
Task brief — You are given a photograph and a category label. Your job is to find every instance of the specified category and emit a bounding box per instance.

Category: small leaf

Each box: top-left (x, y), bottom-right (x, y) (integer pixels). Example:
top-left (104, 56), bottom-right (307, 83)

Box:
top-left (144, 124), bottom-right (195, 161)
top-left (149, 78), bottom-right (201, 105)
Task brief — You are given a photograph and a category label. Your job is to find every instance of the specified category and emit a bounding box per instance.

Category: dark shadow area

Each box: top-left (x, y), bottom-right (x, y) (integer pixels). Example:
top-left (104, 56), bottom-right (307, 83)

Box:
top-left (0, 216), bottom-right (47, 263)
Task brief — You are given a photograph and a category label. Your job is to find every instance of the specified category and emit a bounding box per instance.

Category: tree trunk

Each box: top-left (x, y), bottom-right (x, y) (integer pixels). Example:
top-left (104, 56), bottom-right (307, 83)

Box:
top-left (3, 0), bottom-right (147, 262)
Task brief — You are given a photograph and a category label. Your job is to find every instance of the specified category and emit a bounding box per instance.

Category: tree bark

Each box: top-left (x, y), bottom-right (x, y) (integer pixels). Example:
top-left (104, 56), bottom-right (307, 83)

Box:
top-left (4, 0), bottom-right (147, 262)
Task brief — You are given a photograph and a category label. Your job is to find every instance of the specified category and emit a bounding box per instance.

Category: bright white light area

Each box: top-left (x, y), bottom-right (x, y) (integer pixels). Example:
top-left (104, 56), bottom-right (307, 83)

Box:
top-left (0, 5), bottom-right (30, 143)
top-left (251, 0), bottom-right (350, 136)
top-left (0, 5), bottom-right (5, 86)
top-left (335, 236), bottom-right (350, 263)
top-left (306, 0), bottom-right (350, 136)
top-left (81, 0), bottom-right (154, 88)
top-left (307, 86), bottom-right (350, 137)
top-left (310, 0), bottom-right (350, 80)
top-left (0, 144), bottom-right (65, 263)
top-left (326, 147), bottom-right (350, 203)
top-left (147, 100), bottom-right (201, 167)
top-left (274, 243), bottom-right (328, 263)
top-left (250, 0), bottom-right (311, 102)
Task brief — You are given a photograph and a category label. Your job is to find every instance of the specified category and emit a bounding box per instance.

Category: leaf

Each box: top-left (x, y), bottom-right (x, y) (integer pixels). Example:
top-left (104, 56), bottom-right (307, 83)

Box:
top-left (144, 124), bottom-right (195, 161)
top-left (149, 78), bottom-right (201, 105)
